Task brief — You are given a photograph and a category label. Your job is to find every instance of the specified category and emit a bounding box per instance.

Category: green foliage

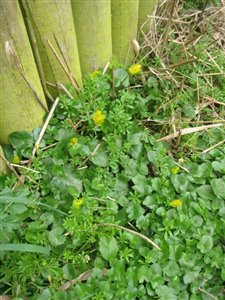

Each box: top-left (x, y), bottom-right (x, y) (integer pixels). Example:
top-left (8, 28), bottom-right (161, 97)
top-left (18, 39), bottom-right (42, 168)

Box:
top-left (1, 63), bottom-right (224, 299)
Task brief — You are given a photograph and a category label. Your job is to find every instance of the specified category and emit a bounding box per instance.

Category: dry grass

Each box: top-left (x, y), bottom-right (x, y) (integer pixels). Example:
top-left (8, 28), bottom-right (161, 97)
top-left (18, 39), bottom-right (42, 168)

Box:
top-left (138, 0), bottom-right (225, 149)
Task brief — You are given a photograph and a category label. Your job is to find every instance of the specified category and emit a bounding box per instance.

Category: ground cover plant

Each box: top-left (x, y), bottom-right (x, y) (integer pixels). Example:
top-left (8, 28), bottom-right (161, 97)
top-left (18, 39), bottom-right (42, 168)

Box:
top-left (0, 1), bottom-right (225, 299)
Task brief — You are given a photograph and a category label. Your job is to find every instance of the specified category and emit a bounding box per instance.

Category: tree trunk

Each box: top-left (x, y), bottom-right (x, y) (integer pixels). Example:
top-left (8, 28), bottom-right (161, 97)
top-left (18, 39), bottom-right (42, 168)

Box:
top-left (138, 0), bottom-right (158, 34)
top-left (71, 0), bottom-right (112, 77)
top-left (0, 0), bottom-right (47, 144)
top-left (23, 0), bottom-right (82, 97)
top-left (111, 0), bottom-right (139, 65)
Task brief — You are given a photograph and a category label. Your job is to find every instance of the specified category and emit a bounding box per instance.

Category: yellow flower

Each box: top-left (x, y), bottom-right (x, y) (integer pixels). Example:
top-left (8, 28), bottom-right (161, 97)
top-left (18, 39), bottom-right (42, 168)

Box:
top-left (128, 64), bottom-right (142, 75)
top-left (91, 70), bottom-right (100, 79)
top-left (170, 199), bottom-right (182, 208)
top-left (12, 155), bottom-right (20, 164)
top-left (171, 166), bottom-right (180, 174)
top-left (72, 198), bottom-right (84, 209)
top-left (69, 137), bottom-right (78, 146)
top-left (92, 110), bottom-right (105, 126)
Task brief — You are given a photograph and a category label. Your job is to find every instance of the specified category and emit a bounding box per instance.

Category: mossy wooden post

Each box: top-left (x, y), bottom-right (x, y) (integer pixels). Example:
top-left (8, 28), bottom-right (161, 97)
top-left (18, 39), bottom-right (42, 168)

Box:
top-left (0, 146), bottom-right (8, 175)
top-left (24, 0), bottom-right (82, 96)
top-left (138, 0), bottom-right (158, 33)
top-left (71, 0), bottom-right (112, 77)
top-left (0, 0), bottom-right (47, 144)
top-left (111, 0), bottom-right (139, 65)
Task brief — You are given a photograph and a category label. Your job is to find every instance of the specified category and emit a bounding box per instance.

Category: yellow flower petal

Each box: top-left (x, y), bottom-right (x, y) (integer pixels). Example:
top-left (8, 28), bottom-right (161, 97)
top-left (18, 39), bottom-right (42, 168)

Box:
top-left (171, 166), bottom-right (180, 174)
top-left (92, 110), bottom-right (105, 126)
top-left (128, 64), bottom-right (142, 75)
top-left (12, 155), bottom-right (20, 164)
top-left (69, 137), bottom-right (78, 146)
top-left (170, 199), bottom-right (182, 208)
top-left (91, 70), bottom-right (100, 79)
top-left (72, 198), bottom-right (84, 209)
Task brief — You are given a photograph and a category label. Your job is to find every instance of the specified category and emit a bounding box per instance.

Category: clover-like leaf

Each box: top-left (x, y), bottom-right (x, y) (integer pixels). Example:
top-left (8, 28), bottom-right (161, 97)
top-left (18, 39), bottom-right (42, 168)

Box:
top-left (49, 227), bottom-right (66, 246)
top-left (99, 236), bottom-right (118, 261)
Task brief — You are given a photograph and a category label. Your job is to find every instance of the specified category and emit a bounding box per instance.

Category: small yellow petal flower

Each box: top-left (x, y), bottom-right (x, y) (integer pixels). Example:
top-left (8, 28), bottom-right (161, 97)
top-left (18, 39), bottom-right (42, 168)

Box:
top-left (171, 166), bottom-right (180, 174)
top-left (72, 198), bottom-right (84, 209)
top-left (128, 64), bottom-right (142, 75)
top-left (91, 70), bottom-right (100, 79)
top-left (12, 155), bottom-right (20, 164)
top-left (69, 137), bottom-right (78, 146)
top-left (170, 199), bottom-right (182, 208)
top-left (92, 110), bottom-right (105, 126)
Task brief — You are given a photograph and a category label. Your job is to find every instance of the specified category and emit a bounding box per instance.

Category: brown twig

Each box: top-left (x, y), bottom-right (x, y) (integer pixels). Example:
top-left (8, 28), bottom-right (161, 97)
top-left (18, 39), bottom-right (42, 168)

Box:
top-left (0, 155), bottom-right (23, 184)
top-left (198, 287), bottom-right (218, 300)
top-left (97, 222), bottom-right (161, 251)
top-left (29, 97), bottom-right (60, 163)
top-left (157, 124), bottom-right (224, 142)
top-left (78, 143), bottom-right (101, 168)
top-left (53, 34), bottom-right (80, 90)
top-left (60, 268), bottom-right (108, 291)
top-left (202, 139), bottom-right (225, 154)
top-left (5, 41), bottom-right (48, 112)
top-left (159, 0), bottom-right (177, 57)
top-left (47, 39), bottom-right (80, 94)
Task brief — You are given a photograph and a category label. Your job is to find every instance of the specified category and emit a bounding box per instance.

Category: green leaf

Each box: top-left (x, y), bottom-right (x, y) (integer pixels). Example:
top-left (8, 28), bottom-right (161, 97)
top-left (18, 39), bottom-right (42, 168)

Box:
top-left (196, 185), bottom-right (214, 200)
top-left (0, 188), bottom-right (67, 216)
top-left (163, 261), bottom-right (180, 277)
top-left (151, 274), bottom-right (164, 289)
top-left (0, 243), bottom-right (50, 255)
top-left (8, 131), bottom-right (33, 149)
top-left (212, 159), bottom-right (225, 174)
top-left (156, 285), bottom-right (177, 300)
top-left (183, 271), bottom-right (198, 284)
top-left (137, 265), bottom-right (151, 283)
top-left (114, 68), bottom-right (129, 88)
top-left (91, 144), bottom-right (108, 167)
top-left (197, 235), bottom-right (213, 253)
top-left (99, 236), bottom-right (118, 261)
top-left (49, 227), bottom-right (66, 246)
top-left (132, 174), bottom-right (151, 194)
top-left (211, 178), bottom-right (225, 199)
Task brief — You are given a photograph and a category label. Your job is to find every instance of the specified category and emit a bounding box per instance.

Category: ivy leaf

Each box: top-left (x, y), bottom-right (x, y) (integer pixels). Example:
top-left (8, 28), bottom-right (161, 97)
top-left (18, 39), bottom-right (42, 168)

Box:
top-left (155, 285), bottom-right (177, 300)
top-left (211, 178), bottom-right (225, 199)
top-left (99, 236), bottom-right (118, 261)
top-left (91, 144), bottom-right (108, 167)
top-left (137, 265), bottom-right (151, 283)
top-left (8, 131), bottom-right (33, 149)
top-left (163, 261), bottom-right (180, 277)
top-left (114, 68), bottom-right (129, 88)
top-left (197, 235), bottom-right (213, 253)
top-left (212, 159), bottom-right (225, 174)
top-left (49, 227), bottom-right (66, 246)
top-left (196, 185), bottom-right (214, 200)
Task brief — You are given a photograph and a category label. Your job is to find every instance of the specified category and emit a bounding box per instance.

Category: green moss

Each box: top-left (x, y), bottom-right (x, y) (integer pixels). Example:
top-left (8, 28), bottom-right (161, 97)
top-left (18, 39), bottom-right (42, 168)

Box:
top-left (27, 0), bottom-right (82, 96)
top-left (71, 0), bottom-right (112, 77)
top-left (111, 0), bottom-right (139, 65)
top-left (0, 1), bottom-right (47, 144)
